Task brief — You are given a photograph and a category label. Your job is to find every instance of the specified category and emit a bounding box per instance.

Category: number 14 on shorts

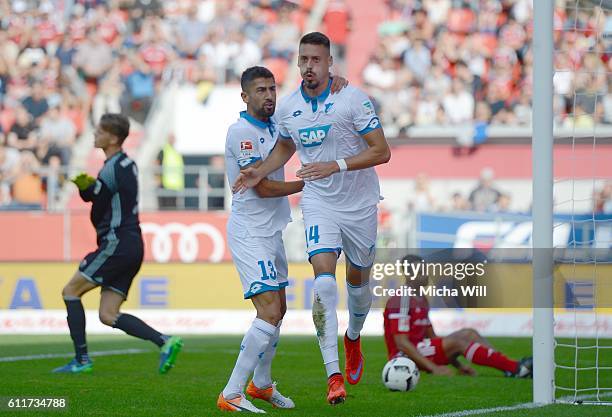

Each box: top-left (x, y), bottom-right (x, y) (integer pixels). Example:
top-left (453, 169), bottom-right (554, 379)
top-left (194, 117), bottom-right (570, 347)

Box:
top-left (305, 225), bottom-right (320, 247)
top-left (257, 260), bottom-right (277, 280)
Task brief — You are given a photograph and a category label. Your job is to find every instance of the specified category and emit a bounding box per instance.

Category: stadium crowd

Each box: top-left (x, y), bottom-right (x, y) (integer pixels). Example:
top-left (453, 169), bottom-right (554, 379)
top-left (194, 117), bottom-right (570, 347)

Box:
top-left (0, 0), bottom-right (313, 209)
top-left (1, 0), bottom-right (609, 212)
top-left (365, 0), bottom-right (612, 136)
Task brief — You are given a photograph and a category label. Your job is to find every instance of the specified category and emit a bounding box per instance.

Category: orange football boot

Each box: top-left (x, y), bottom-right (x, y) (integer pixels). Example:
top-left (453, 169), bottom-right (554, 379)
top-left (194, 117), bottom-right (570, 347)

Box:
top-left (344, 332), bottom-right (365, 385)
top-left (327, 373), bottom-right (347, 405)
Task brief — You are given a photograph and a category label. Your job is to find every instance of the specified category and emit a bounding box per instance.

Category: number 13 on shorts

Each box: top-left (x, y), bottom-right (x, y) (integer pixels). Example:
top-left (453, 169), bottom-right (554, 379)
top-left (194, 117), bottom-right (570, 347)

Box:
top-left (257, 260), bottom-right (277, 281)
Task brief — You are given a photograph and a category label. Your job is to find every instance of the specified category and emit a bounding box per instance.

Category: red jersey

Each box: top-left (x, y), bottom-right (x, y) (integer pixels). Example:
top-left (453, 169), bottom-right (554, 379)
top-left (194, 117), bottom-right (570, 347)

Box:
top-left (383, 295), bottom-right (432, 359)
top-left (323, 1), bottom-right (350, 45)
top-left (140, 43), bottom-right (170, 74)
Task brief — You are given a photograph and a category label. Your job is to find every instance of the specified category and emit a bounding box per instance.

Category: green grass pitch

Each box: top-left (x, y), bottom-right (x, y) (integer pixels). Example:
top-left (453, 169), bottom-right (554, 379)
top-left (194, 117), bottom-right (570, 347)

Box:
top-left (0, 335), bottom-right (610, 416)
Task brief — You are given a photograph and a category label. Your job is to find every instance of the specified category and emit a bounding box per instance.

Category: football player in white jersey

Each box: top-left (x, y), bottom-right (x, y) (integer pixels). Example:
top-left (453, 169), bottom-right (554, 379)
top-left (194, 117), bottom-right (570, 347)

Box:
top-left (218, 66), bottom-right (302, 413)
top-left (219, 66), bottom-right (348, 413)
top-left (233, 33), bottom-right (391, 405)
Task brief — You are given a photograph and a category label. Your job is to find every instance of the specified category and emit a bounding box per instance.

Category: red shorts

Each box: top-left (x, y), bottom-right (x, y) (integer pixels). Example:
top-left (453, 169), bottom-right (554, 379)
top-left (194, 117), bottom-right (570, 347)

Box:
top-left (415, 337), bottom-right (449, 365)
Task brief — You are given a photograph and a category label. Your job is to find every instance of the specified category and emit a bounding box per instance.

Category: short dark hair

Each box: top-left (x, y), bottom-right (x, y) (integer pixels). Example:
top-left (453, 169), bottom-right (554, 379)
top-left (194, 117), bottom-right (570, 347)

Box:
top-left (99, 113), bottom-right (130, 143)
top-left (241, 66), bottom-right (275, 92)
top-left (299, 32), bottom-right (330, 51)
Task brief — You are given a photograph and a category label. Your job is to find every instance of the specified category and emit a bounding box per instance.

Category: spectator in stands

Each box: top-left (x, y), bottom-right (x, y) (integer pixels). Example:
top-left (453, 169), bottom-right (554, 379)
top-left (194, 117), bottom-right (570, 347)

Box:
top-left (207, 155), bottom-right (225, 210)
top-left (156, 133), bottom-right (184, 210)
top-left (56, 35), bottom-right (78, 68)
top-left (140, 23), bottom-right (176, 79)
top-left (563, 102), bottom-right (595, 129)
top-left (10, 150), bottom-right (44, 210)
top-left (7, 106), bottom-right (38, 153)
top-left (0, 44), bottom-right (8, 102)
top-left (403, 37), bottom-right (431, 83)
top-left (363, 53), bottom-right (398, 91)
top-left (200, 29), bottom-right (239, 84)
top-left (265, 5), bottom-right (300, 61)
top-left (126, 0), bottom-right (163, 35)
top-left (423, 64), bottom-right (451, 101)
top-left (73, 29), bottom-right (114, 98)
top-left (410, 173), bottom-right (436, 212)
top-left (93, 63), bottom-right (123, 124)
top-left (594, 181), bottom-right (612, 214)
top-left (513, 92), bottom-right (532, 126)
top-left (450, 192), bottom-right (470, 211)
top-left (231, 31), bottom-right (263, 78)
top-left (0, 143), bottom-right (21, 205)
top-left (122, 56), bottom-right (155, 124)
top-left (0, 30), bottom-right (19, 71)
top-left (423, 0), bottom-right (451, 26)
top-left (37, 103), bottom-right (76, 166)
top-left (323, 0), bottom-right (351, 74)
top-left (443, 79), bottom-right (475, 125)
top-left (492, 193), bottom-right (512, 213)
top-left (469, 167), bottom-right (501, 212)
top-left (411, 7), bottom-right (435, 40)
top-left (175, 4), bottom-right (209, 58)
top-left (415, 91), bottom-right (440, 126)
top-left (21, 81), bottom-right (49, 124)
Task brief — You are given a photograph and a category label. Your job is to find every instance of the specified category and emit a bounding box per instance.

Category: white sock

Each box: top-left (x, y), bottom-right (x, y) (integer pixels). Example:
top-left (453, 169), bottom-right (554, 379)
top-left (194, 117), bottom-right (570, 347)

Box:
top-left (312, 274), bottom-right (340, 377)
top-left (223, 317), bottom-right (276, 399)
top-left (252, 320), bottom-right (282, 388)
top-left (346, 281), bottom-right (372, 341)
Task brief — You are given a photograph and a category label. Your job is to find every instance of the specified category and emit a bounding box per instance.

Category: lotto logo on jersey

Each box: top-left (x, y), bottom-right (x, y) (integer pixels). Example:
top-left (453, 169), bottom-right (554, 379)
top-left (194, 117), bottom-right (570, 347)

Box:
top-left (298, 124), bottom-right (332, 147)
top-left (368, 117), bottom-right (380, 129)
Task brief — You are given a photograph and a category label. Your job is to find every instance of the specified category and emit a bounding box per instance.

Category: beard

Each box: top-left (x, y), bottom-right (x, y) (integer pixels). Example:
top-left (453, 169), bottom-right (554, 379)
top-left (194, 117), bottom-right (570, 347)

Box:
top-left (257, 104), bottom-right (275, 119)
top-left (303, 72), bottom-right (320, 90)
top-left (304, 79), bottom-right (320, 90)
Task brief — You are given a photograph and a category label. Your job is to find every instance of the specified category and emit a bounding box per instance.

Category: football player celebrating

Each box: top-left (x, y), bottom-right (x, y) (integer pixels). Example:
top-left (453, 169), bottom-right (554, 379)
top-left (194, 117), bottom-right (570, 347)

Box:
top-left (218, 66), bottom-right (347, 412)
top-left (233, 32), bottom-right (391, 405)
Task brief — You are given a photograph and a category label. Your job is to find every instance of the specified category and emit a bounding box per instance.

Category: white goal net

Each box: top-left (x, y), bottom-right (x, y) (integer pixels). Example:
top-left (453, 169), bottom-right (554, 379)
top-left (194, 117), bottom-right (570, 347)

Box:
top-left (551, 0), bottom-right (612, 405)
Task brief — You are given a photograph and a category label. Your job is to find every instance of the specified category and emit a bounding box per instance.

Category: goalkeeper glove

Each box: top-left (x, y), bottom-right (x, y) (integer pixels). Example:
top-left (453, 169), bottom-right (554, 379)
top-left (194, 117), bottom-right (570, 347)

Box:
top-left (71, 173), bottom-right (96, 191)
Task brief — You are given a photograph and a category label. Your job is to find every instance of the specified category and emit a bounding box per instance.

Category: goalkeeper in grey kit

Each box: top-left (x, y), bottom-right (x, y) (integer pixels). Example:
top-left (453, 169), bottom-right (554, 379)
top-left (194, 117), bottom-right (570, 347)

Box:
top-left (52, 113), bottom-right (183, 374)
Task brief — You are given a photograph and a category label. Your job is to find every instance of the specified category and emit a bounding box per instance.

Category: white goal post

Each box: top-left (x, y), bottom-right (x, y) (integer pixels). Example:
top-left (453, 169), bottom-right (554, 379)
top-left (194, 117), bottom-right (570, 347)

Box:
top-left (532, 0), bottom-right (555, 405)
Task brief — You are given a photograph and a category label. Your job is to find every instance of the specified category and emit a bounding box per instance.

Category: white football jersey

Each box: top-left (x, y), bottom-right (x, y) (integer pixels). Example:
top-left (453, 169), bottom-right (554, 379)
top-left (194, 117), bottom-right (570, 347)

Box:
top-left (225, 111), bottom-right (291, 237)
top-left (276, 82), bottom-right (383, 211)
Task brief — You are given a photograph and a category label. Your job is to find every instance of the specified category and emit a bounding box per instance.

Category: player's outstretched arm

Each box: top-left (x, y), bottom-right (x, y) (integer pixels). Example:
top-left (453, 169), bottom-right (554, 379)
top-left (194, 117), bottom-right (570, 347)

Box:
top-left (232, 139), bottom-right (296, 193)
top-left (393, 334), bottom-right (454, 376)
top-left (295, 128), bottom-right (390, 181)
top-left (254, 178), bottom-right (304, 198)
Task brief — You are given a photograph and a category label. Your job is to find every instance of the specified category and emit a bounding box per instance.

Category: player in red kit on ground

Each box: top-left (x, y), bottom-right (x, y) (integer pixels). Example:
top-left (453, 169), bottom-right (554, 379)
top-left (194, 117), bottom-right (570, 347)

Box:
top-left (383, 255), bottom-right (533, 378)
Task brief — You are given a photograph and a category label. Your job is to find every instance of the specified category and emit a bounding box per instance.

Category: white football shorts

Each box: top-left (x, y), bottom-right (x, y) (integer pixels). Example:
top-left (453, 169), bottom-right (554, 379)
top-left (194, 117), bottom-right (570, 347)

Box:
top-left (228, 229), bottom-right (289, 299)
top-left (301, 202), bottom-right (378, 269)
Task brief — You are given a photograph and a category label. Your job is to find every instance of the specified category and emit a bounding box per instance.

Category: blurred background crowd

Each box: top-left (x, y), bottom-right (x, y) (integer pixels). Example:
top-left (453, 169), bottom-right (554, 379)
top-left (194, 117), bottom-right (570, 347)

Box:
top-left (365, 0), bottom-right (612, 136)
top-left (0, 0), bottom-right (610, 224)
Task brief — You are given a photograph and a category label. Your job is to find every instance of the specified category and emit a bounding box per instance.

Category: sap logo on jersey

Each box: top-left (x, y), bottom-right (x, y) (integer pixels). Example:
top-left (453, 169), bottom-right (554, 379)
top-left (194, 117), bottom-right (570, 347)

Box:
top-left (298, 124), bottom-right (331, 147)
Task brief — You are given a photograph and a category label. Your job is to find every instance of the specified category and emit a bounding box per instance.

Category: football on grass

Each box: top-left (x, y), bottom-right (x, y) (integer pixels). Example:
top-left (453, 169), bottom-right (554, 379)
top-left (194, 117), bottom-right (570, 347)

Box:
top-left (382, 356), bottom-right (420, 392)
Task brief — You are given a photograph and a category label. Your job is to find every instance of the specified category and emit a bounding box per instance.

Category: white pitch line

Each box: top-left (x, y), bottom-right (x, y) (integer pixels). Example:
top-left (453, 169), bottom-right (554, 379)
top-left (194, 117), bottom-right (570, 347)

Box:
top-left (0, 348), bottom-right (151, 363)
top-left (418, 402), bottom-right (543, 417)
top-left (419, 392), bottom-right (612, 417)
